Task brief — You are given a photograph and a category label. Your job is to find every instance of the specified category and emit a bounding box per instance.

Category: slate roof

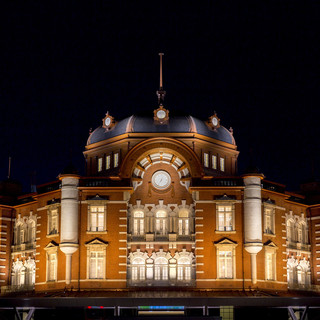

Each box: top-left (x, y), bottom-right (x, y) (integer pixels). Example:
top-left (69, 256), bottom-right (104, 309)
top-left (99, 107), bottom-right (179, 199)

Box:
top-left (87, 115), bottom-right (235, 146)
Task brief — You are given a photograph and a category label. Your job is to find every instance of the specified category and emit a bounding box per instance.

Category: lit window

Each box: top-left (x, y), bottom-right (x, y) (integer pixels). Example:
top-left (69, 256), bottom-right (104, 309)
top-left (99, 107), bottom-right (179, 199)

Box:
top-left (155, 210), bottom-right (167, 236)
top-left (265, 251), bottom-right (275, 280)
top-left (203, 153), bottom-right (209, 168)
top-left (106, 155), bottom-right (111, 170)
top-left (154, 257), bottom-right (168, 280)
top-left (47, 253), bottom-right (57, 281)
top-left (89, 252), bottom-right (104, 279)
top-left (132, 257), bottom-right (146, 281)
top-left (133, 211), bottom-right (144, 236)
top-left (27, 220), bottom-right (36, 243)
top-left (85, 239), bottom-right (108, 280)
top-left (98, 157), bottom-right (103, 172)
top-left (217, 205), bottom-right (234, 231)
top-left (89, 206), bottom-right (105, 232)
top-left (114, 153), bottom-right (119, 168)
top-left (264, 207), bottom-right (275, 235)
top-left (11, 259), bottom-right (24, 286)
top-left (177, 257), bottom-right (191, 280)
top-left (178, 209), bottom-right (189, 236)
top-left (286, 219), bottom-right (295, 242)
top-left (297, 222), bottom-right (308, 245)
top-left (48, 209), bottom-right (58, 235)
top-left (218, 251), bottom-right (233, 279)
top-left (220, 157), bottom-right (225, 172)
top-left (212, 155), bottom-right (217, 169)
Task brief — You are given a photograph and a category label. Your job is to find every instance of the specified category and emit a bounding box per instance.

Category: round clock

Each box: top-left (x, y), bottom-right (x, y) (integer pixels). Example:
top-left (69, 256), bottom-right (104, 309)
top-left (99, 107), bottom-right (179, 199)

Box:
top-left (151, 170), bottom-right (171, 190)
top-left (157, 109), bottom-right (166, 119)
top-left (105, 117), bottom-right (111, 127)
top-left (212, 117), bottom-right (218, 127)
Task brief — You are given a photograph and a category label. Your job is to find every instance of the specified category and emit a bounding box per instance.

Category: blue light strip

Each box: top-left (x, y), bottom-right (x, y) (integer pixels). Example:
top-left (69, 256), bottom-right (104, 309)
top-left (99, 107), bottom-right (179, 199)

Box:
top-left (138, 306), bottom-right (184, 310)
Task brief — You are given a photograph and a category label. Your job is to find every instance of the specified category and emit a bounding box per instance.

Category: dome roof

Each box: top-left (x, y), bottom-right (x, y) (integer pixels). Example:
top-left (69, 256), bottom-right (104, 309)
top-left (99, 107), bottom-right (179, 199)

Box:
top-left (87, 115), bottom-right (235, 146)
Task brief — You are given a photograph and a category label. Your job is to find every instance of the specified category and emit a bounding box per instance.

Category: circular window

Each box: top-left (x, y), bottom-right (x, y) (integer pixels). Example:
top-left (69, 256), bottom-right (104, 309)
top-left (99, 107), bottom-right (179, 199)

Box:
top-left (151, 170), bottom-right (171, 190)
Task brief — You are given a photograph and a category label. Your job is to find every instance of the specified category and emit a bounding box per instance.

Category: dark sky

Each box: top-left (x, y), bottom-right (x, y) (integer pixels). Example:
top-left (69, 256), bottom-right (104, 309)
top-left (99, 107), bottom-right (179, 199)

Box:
top-left (1, 1), bottom-right (319, 192)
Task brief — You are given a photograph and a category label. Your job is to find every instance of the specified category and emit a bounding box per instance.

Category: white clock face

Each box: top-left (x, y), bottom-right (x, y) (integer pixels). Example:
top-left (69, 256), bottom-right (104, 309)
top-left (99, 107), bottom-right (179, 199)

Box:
top-left (212, 117), bottom-right (218, 126)
top-left (105, 117), bottom-right (111, 127)
top-left (157, 110), bottom-right (166, 119)
top-left (151, 170), bottom-right (171, 190)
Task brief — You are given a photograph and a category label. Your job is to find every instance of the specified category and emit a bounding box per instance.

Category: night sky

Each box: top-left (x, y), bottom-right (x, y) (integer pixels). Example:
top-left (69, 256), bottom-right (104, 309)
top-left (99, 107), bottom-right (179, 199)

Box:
top-left (1, 1), bottom-right (319, 192)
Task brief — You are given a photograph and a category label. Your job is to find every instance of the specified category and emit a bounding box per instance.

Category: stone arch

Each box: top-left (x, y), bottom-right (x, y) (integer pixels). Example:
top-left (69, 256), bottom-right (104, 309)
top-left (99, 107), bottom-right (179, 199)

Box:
top-left (119, 137), bottom-right (204, 188)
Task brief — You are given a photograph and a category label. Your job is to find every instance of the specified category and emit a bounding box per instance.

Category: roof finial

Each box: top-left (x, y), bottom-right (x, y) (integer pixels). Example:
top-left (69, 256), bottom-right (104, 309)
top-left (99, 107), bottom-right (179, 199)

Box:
top-left (156, 53), bottom-right (166, 105)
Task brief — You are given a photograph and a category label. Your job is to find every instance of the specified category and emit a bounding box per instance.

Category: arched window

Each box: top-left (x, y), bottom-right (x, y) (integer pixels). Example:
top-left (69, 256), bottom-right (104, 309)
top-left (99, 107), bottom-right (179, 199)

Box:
top-left (27, 220), bottom-right (36, 243)
top-left (11, 259), bottom-right (25, 287)
top-left (155, 210), bottom-right (167, 236)
top-left (133, 211), bottom-right (144, 236)
top-left (178, 209), bottom-right (189, 236)
top-left (177, 257), bottom-right (191, 281)
top-left (132, 257), bottom-right (146, 281)
top-left (154, 257), bottom-right (168, 280)
top-left (25, 258), bottom-right (36, 286)
top-left (286, 219), bottom-right (295, 242)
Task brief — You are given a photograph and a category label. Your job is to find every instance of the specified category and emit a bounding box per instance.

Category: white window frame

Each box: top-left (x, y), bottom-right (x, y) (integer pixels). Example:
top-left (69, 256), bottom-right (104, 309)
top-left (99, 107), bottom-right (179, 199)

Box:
top-left (212, 155), bottom-right (217, 170)
top-left (264, 244), bottom-right (277, 281)
top-left (220, 157), bottom-right (225, 172)
top-left (85, 240), bottom-right (108, 280)
top-left (264, 206), bottom-right (275, 235)
top-left (178, 209), bottom-right (190, 236)
top-left (114, 153), bottom-right (119, 168)
top-left (216, 204), bottom-right (235, 232)
top-left (155, 210), bottom-right (168, 236)
top-left (47, 207), bottom-right (59, 236)
top-left (203, 152), bottom-right (209, 168)
top-left (215, 240), bottom-right (237, 279)
top-left (98, 157), bottom-right (103, 172)
top-left (106, 155), bottom-right (111, 170)
top-left (88, 205), bottom-right (106, 232)
top-left (133, 210), bottom-right (145, 236)
top-left (45, 245), bottom-right (58, 282)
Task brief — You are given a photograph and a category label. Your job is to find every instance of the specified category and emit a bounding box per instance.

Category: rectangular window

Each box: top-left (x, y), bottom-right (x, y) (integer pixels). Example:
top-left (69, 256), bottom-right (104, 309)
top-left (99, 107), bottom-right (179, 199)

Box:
top-left (47, 253), bottom-right (57, 281)
top-left (212, 155), bottom-right (217, 169)
top-left (106, 155), bottom-right (111, 170)
top-left (89, 206), bottom-right (105, 232)
top-left (218, 251), bottom-right (233, 278)
top-left (203, 153), bottom-right (209, 168)
top-left (265, 250), bottom-right (276, 281)
top-left (48, 209), bottom-right (58, 235)
top-left (220, 157), bottom-right (225, 172)
top-left (98, 157), bottom-right (103, 172)
top-left (89, 252), bottom-right (104, 279)
top-left (114, 153), bottom-right (119, 168)
top-left (264, 207), bottom-right (275, 235)
top-left (217, 205), bottom-right (234, 231)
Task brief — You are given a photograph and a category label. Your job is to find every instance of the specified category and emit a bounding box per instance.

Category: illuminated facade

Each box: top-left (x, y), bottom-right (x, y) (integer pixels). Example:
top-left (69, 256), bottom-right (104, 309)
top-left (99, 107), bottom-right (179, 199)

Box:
top-left (1, 59), bottom-right (320, 297)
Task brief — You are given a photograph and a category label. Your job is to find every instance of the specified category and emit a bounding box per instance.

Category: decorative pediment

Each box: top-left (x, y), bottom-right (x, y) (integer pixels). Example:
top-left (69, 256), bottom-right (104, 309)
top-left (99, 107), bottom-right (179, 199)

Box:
top-left (85, 238), bottom-right (108, 247)
top-left (214, 237), bottom-right (237, 246)
top-left (264, 240), bottom-right (278, 248)
top-left (44, 241), bottom-right (59, 251)
top-left (86, 194), bottom-right (109, 205)
top-left (214, 194), bottom-right (236, 201)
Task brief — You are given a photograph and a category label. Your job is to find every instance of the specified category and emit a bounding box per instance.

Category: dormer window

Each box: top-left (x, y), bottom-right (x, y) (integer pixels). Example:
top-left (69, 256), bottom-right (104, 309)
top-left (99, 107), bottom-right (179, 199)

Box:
top-left (203, 153), bottom-right (209, 168)
top-left (114, 153), bottom-right (119, 168)
top-left (220, 157), bottom-right (225, 172)
top-left (106, 155), bottom-right (111, 170)
top-left (212, 155), bottom-right (217, 169)
top-left (98, 157), bottom-right (103, 172)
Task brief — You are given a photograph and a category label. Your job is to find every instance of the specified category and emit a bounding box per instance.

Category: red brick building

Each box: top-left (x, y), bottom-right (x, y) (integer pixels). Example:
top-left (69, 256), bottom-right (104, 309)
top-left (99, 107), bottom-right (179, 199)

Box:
top-left (0, 60), bottom-right (319, 297)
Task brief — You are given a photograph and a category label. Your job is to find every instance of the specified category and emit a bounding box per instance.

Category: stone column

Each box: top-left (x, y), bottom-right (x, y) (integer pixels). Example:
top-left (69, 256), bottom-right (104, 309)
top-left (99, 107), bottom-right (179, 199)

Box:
top-left (59, 174), bottom-right (80, 285)
top-left (243, 173), bottom-right (264, 284)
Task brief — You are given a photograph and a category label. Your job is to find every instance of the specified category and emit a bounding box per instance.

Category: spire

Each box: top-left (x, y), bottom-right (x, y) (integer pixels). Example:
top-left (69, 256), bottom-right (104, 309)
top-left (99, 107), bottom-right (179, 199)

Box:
top-left (7, 156), bottom-right (11, 179)
top-left (156, 53), bottom-right (166, 105)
